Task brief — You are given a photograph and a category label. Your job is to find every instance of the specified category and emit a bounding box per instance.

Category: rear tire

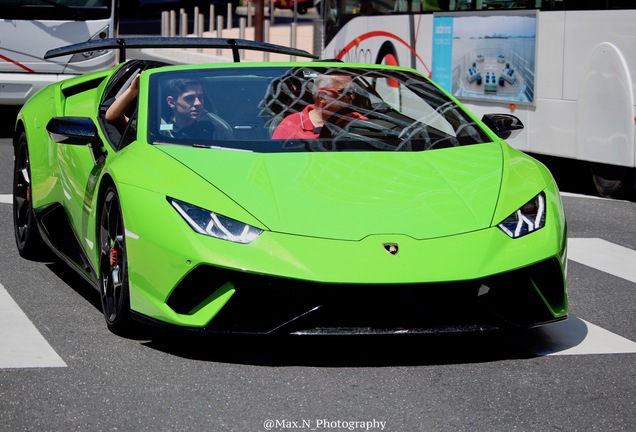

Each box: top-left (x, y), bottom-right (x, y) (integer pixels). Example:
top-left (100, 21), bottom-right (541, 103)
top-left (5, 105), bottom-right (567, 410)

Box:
top-left (13, 133), bottom-right (47, 259)
top-left (99, 186), bottom-right (133, 335)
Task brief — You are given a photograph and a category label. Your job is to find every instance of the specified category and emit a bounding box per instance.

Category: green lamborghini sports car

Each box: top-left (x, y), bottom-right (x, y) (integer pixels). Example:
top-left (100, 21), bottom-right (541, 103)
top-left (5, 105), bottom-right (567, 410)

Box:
top-left (13, 38), bottom-right (567, 336)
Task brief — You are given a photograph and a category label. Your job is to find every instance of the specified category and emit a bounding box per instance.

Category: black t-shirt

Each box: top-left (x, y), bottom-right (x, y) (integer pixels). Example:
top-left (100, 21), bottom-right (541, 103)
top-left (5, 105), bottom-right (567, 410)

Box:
top-left (160, 119), bottom-right (215, 140)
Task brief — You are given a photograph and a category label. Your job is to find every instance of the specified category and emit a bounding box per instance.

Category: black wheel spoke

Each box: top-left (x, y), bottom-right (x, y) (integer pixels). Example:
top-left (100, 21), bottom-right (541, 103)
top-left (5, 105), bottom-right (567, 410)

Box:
top-left (13, 134), bottom-right (45, 259)
top-left (99, 187), bottom-right (131, 333)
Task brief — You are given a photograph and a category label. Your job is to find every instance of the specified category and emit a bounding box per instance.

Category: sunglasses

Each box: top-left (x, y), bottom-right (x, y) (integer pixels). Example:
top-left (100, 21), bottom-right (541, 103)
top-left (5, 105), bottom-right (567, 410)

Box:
top-left (317, 87), bottom-right (355, 100)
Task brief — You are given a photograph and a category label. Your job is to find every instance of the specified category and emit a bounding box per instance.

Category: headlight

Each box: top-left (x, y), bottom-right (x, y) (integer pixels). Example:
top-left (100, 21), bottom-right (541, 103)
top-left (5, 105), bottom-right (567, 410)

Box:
top-left (169, 198), bottom-right (262, 244)
top-left (497, 192), bottom-right (546, 238)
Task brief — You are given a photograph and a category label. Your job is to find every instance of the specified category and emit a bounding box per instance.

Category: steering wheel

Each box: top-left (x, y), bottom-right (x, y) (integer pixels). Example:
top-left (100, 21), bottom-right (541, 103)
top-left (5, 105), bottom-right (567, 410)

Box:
top-left (318, 107), bottom-right (365, 140)
top-left (204, 111), bottom-right (234, 140)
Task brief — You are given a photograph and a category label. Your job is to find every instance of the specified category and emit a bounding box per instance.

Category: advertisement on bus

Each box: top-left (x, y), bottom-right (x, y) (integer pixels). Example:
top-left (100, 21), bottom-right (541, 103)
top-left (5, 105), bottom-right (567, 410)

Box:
top-left (432, 11), bottom-right (537, 105)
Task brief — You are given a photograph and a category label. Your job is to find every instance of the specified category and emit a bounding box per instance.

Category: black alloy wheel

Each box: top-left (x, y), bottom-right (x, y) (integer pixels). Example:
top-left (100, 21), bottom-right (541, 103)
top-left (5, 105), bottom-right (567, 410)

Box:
top-left (13, 132), bottom-right (46, 259)
top-left (99, 186), bottom-right (132, 334)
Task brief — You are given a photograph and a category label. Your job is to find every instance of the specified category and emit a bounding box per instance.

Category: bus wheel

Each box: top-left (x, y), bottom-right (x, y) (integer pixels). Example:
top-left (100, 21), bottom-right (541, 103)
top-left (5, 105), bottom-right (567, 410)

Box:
top-left (591, 162), bottom-right (633, 199)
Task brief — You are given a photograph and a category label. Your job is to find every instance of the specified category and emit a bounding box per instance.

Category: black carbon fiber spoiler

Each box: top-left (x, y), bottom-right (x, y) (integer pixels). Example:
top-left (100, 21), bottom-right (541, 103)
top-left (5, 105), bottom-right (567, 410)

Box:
top-left (44, 37), bottom-right (318, 63)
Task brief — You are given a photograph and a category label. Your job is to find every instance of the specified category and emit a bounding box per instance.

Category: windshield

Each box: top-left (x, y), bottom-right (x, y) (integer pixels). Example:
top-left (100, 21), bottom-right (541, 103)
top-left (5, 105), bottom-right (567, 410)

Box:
top-left (1, 0), bottom-right (112, 20)
top-left (147, 66), bottom-right (491, 153)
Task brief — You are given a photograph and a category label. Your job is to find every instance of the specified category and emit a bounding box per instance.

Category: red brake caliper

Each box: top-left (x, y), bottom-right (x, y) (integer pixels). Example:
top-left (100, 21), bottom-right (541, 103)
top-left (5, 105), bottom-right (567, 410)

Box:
top-left (109, 247), bottom-right (118, 267)
top-left (26, 185), bottom-right (31, 202)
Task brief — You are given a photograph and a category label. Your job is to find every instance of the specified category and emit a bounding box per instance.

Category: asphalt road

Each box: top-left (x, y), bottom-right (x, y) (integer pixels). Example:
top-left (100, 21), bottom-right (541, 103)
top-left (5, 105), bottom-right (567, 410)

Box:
top-left (0, 122), bottom-right (635, 431)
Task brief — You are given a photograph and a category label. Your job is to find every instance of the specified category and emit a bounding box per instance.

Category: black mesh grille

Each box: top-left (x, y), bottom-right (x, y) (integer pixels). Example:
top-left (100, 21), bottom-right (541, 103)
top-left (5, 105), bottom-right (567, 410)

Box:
top-left (165, 257), bottom-right (566, 334)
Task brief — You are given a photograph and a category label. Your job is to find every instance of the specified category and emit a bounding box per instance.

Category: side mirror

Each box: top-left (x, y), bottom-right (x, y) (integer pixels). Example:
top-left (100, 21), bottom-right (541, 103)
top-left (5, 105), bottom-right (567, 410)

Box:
top-left (47, 117), bottom-right (107, 164)
top-left (481, 113), bottom-right (524, 140)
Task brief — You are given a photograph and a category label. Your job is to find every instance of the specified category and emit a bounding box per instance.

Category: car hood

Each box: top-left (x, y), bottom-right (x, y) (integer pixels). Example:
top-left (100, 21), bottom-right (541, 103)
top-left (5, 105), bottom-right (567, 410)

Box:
top-left (157, 143), bottom-right (503, 240)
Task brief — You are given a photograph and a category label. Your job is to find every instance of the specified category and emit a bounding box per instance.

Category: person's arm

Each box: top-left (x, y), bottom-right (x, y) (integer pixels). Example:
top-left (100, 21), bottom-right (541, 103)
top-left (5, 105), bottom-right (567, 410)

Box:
top-left (105, 74), bottom-right (140, 130)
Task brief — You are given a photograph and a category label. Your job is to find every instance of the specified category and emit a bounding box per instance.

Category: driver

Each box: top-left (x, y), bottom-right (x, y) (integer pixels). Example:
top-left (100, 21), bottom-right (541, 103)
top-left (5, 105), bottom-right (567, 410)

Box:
top-left (105, 75), bottom-right (216, 140)
top-left (160, 78), bottom-right (214, 139)
top-left (272, 74), bottom-right (365, 139)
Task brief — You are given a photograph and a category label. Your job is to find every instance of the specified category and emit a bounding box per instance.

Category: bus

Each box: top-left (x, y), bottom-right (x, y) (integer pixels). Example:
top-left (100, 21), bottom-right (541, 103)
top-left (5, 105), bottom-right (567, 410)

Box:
top-left (320, 0), bottom-right (636, 198)
top-left (0, 0), bottom-right (117, 106)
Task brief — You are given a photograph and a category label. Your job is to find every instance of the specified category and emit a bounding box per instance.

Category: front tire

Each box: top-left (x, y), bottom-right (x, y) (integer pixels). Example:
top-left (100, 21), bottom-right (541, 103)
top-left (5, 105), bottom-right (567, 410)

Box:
top-left (99, 186), bottom-right (132, 334)
top-left (13, 132), bottom-right (46, 259)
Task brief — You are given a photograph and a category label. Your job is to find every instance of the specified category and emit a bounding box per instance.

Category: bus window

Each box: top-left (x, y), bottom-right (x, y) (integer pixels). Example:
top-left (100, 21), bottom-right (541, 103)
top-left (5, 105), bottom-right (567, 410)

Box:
top-left (421, 1), bottom-right (451, 12)
top-left (0, 0), bottom-right (116, 105)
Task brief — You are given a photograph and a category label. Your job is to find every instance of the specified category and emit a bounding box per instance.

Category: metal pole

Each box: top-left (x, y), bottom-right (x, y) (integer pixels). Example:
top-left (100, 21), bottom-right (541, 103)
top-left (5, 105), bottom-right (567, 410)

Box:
top-left (290, 22), bottom-right (297, 61)
top-left (239, 17), bottom-right (246, 60)
top-left (263, 19), bottom-right (270, 61)
top-left (255, 0), bottom-right (264, 42)
top-left (270, 0), bottom-right (275, 25)
top-left (313, 19), bottom-right (324, 57)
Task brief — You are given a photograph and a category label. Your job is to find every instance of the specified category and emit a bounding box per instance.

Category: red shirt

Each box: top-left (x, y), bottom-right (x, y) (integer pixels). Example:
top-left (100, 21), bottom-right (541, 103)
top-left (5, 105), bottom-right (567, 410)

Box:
top-left (271, 104), bottom-right (319, 139)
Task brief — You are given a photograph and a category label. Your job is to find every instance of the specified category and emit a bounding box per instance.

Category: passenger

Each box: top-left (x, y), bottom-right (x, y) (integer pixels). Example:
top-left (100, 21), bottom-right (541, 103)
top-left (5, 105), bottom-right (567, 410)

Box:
top-left (272, 74), bottom-right (364, 140)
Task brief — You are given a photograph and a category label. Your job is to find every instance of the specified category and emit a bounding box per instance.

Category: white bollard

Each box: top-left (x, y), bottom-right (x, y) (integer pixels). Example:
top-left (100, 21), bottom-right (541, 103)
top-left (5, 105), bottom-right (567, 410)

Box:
top-left (193, 6), bottom-right (199, 35)
top-left (170, 10), bottom-right (176, 37)
top-left (239, 17), bottom-right (246, 59)
top-left (180, 11), bottom-right (188, 37)
top-left (227, 4), bottom-right (233, 30)
top-left (216, 16), bottom-right (224, 56)
top-left (161, 11), bottom-right (168, 37)
top-left (199, 14), bottom-right (205, 36)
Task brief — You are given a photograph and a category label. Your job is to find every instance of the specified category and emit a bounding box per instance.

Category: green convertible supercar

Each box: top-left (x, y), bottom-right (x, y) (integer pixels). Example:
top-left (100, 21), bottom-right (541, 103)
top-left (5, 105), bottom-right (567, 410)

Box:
top-left (13, 38), bottom-right (567, 335)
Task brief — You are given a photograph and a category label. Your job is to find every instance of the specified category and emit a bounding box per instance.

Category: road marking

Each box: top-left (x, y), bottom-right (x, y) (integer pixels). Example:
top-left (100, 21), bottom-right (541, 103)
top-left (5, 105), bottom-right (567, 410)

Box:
top-left (518, 316), bottom-right (636, 356)
top-left (1, 196), bottom-right (634, 361)
top-left (0, 283), bottom-right (66, 368)
top-left (560, 191), bottom-right (609, 200)
top-left (568, 237), bottom-right (636, 283)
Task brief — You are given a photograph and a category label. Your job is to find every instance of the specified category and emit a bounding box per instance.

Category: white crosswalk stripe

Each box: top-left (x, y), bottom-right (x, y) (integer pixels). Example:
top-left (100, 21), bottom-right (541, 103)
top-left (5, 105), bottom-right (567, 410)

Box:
top-left (527, 236), bottom-right (636, 356)
top-left (0, 283), bottom-right (66, 368)
top-left (568, 237), bottom-right (636, 283)
top-left (520, 316), bottom-right (636, 356)
top-left (0, 191), bottom-right (635, 364)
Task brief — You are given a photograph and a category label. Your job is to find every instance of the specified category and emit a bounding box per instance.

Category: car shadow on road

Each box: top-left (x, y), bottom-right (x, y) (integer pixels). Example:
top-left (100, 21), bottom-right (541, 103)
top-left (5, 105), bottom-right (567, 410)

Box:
top-left (43, 258), bottom-right (544, 365)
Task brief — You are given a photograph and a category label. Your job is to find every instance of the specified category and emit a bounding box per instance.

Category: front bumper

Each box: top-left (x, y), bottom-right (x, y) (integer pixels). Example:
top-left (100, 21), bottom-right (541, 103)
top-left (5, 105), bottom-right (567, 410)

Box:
top-left (133, 254), bottom-right (567, 335)
top-left (120, 183), bottom-right (567, 334)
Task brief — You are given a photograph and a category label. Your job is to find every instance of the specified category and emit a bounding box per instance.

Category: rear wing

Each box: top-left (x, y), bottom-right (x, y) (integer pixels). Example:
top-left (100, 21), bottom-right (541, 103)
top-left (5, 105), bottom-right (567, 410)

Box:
top-left (44, 37), bottom-right (318, 63)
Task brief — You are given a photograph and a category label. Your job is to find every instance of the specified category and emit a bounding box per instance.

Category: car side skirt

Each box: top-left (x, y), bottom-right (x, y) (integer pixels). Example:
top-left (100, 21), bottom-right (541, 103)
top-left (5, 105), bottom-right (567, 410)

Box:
top-left (34, 203), bottom-right (99, 290)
